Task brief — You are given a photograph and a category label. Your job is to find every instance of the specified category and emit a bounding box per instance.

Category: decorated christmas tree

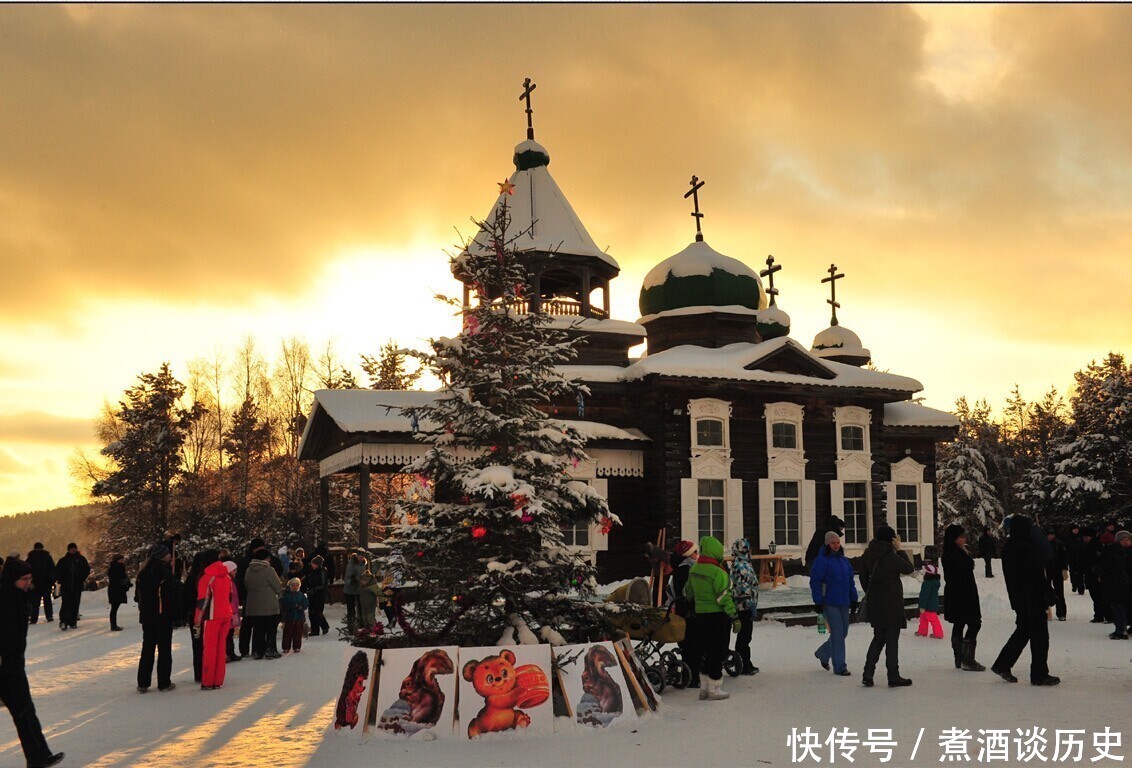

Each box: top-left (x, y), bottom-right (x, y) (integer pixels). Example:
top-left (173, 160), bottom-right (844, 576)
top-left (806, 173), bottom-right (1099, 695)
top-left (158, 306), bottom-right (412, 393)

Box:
top-left (371, 194), bottom-right (617, 647)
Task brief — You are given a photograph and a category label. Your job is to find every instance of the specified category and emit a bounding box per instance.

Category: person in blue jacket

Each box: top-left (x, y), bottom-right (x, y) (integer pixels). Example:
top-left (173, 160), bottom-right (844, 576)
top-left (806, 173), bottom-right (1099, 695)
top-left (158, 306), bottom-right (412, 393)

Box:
top-left (810, 531), bottom-right (859, 677)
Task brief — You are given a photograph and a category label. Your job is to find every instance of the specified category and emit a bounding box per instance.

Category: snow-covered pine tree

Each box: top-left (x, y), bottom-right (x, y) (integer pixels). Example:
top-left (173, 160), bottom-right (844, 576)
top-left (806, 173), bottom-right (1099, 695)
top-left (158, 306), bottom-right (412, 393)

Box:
top-left (361, 341), bottom-right (421, 390)
top-left (374, 200), bottom-right (616, 647)
top-left (937, 400), bottom-right (1004, 536)
top-left (1018, 354), bottom-right (1131, 528)
top-left (93, 363), bottom-right (199, 558)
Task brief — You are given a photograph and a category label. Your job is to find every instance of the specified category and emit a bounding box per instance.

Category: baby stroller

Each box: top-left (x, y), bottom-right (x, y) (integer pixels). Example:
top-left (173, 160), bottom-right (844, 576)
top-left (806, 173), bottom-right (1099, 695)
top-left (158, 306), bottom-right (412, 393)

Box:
top-left (606, 578), bottom-right (693, 692)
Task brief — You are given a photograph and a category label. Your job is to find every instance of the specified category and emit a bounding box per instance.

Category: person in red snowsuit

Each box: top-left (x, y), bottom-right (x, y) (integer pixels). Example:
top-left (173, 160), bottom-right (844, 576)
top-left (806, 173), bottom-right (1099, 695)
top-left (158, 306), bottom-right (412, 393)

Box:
top-left (194, 560), bottom-right (234, 691)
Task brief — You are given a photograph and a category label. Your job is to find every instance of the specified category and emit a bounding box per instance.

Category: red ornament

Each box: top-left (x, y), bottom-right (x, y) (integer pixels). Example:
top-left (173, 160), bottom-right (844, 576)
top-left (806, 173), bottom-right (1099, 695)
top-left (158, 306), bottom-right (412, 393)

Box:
top-left (511, 493), bottom-right (528, 510)
top-left (600, 516), bottom-right (614, 535)
top-left (416, 550), bottom-right (425, 558)
top-left (471, 525), bottom-right (488, 539)
top-left (521, 513), bottom-right (534, 523)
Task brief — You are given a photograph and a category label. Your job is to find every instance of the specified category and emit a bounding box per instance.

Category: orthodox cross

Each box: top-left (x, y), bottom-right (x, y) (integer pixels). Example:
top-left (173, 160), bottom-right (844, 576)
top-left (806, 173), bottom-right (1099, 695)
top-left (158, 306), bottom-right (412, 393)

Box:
top-left (760, 255), bottom-right (782, 306)
top-left (684, 175), bottom-right (706, 242)
top-left (821, 263), bottom-right (845, 326)
top-left (520, 78), bottom-right (537, 140)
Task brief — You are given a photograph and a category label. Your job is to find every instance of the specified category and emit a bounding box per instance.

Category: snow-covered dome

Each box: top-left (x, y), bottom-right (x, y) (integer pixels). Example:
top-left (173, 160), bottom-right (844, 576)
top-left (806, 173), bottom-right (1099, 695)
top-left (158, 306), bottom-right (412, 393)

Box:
top-left (638, 240), bottom-right (767, 317)
top-left (756, 304), bottom-right (791, 340)
top-left (811, 324), bottom-right (871, 367)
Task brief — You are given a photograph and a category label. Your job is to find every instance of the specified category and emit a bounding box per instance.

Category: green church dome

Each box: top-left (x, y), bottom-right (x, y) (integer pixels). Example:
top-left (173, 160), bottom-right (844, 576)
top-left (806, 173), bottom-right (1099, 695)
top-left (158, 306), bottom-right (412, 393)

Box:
top-left (639, 240), bottom-right (767, 317)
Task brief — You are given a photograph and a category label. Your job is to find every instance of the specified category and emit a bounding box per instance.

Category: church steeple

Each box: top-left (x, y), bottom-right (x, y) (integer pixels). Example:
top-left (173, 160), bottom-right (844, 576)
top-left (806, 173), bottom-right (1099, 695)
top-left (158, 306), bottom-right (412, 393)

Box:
top-left (454, 79), bottom-right (620, 322)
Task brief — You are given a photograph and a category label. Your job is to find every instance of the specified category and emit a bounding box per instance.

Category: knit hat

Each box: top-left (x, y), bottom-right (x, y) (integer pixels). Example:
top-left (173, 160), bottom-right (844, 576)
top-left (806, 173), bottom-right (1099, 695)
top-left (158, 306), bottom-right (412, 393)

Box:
top-left (1115, 530), bottom-right (1131, 544)
top-left (674, 540), bottom-right (697, 557)
top-left (1099, 532), bottom-right (1116, 546)
top-left (824, 531), bottom-right (841, 545)
top-left (311, 555), bottom-right (325, 565)
top-left (223, 560), bottom-right (238, 573)
top-left (876, 526), bottom-right (897, 543)
top-left (923, 563), bottom-right (939, 576)
top-left (148, 545), bottom-right (170, 560)
top-left (1, 558), bottom-right (32, 588)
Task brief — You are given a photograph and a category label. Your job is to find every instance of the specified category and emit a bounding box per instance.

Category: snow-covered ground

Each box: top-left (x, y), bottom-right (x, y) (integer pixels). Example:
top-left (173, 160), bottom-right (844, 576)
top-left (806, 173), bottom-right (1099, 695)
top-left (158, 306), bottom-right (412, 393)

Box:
top-left (4, 571), bottom-right (1129, 768)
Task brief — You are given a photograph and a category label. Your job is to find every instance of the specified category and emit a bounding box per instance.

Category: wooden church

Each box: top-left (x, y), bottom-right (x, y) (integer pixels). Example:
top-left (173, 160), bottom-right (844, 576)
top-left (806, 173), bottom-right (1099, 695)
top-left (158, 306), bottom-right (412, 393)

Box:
top-left (297, 82), bottom-right (959, 581)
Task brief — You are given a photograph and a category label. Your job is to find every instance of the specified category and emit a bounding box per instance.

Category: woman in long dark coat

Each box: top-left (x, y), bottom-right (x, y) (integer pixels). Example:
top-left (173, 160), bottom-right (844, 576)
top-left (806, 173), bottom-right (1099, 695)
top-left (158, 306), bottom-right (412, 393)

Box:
top-left (859, 526), bottom-right (914, 687)
top-left (941, 524), bottom-right (985, 671)
top-left (107, 554), bottom-right (131, 632)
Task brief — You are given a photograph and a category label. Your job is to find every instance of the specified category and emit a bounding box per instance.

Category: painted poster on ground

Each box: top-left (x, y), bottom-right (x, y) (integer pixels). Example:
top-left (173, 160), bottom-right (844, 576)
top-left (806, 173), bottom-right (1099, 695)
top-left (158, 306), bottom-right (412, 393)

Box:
top-left (368, 646), bottom-right (459, 738)
top-left (457, 645), bottom-right (554, 739)
top-left (331, 647), bottom-right (378, 734)
top-left (553, 642), bottom-right (637, 729)
top-left (613, 637), bottom-right (660, 713)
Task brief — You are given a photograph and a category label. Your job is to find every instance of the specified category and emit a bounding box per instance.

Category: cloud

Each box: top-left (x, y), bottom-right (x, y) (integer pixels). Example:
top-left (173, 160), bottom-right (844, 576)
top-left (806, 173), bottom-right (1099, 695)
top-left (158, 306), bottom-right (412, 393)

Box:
top-left (0, 412), bottom-right (95, 445)
top-left (0, 446), bottom-right (29, 474)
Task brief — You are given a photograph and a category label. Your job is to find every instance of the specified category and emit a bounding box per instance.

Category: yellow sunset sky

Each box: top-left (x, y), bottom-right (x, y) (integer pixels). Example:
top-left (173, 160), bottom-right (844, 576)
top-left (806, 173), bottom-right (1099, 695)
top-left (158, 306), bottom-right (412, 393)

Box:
top-left (1, 4), bottom-right (1130, 516)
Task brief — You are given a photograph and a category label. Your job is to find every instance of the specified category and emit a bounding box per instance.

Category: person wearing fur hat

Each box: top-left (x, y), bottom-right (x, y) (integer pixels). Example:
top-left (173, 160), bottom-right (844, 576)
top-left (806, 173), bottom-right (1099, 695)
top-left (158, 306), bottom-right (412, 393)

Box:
top-left (1, 558), bottom-right (65, 767)
top-left (683, 536), bottom-right (739, 700)
top-left (915, 564), bottom-right (944, 639)
top-left (941, 524), bottom-right (985, 671)
top-left (729, 538), bottom-right (760, 675)
top-left (668, 539), bottom-right (701, 687)
top-left (991, 515), bottom-right (1060, 685)
top-left (1096, 531), bottom-right (1129, 639)
top-left (859, 525), bottom-right (914, 687)
top-left (809, 531), bottom-right (859, 677)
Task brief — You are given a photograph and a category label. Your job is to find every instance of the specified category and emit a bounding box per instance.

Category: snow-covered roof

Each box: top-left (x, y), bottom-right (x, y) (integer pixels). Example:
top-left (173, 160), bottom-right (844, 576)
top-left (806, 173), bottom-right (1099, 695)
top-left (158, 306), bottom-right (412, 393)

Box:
top-left (564, 336), bottom-right (921, 392)
top-left (459, 140), bottom-right (618, 269)
top-left (543, 316), bottom-right (646, 338)
top-left (758, 305), bottom-right (791, 327)
top-left (624, 338), bottom-right (918, 391)
top-left (299, 388), bottom-right (648, 442)
top-left (811, 324), bottom-right (870, 360)
top-left (641, 240), bottom-right (761, 290)
top-left (883, 401), bottom-right (960, 428)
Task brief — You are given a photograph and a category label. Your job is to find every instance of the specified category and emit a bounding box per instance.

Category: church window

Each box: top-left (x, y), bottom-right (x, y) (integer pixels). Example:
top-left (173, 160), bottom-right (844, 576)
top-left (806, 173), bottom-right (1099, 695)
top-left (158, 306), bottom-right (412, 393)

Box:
top-left (842, 482), bottom-right (868, 544)
top-left (894, 484), bottom-right (919, 542)
top-left (840, 425), bottom-right (865, 452)
top-left (561, 520), bottom-right (590, 548)
top-left (771, 422), bottom-right (798, 449)
top-left (697, 479), bottom-right (725, 542)
top-left (696, 418), bottom-right (725, 447)
top-left (773, 480), bottom-right (800, 546)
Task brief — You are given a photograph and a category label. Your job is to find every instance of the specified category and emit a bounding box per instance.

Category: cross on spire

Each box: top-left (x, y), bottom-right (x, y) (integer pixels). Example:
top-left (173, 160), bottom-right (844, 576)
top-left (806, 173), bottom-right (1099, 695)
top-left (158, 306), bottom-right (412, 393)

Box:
top-left (760, 255), bottom-right (782, 306)
top-left (519, 78), bottom-right (537, 140)
top-left (684, 175), bottom-right (706, 242)
top-left (821, 263), bottom-right (845, 326)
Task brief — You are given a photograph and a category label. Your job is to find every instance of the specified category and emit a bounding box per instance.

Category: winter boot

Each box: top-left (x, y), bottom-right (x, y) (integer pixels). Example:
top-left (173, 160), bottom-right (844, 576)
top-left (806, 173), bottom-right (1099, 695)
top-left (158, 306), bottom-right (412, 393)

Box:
top-left (960, 640), bottom-right (986, 672)
top-left (704, 677), bottom-right (730, 701)
top-left (951, 637), bottom-right (962, 669)
top-left (861, 663), bottom-right (875, 687)
top-left (990, 664), bottom-right (1017, 683)
top-left (887, 676), bottom-right (913, 688)
top-left (697, 676), bottom-right (709, 700)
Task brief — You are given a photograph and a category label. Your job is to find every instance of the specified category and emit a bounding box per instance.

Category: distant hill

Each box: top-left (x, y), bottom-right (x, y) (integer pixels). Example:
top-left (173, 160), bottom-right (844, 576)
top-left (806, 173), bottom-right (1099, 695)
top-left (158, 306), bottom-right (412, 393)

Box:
top-left (0, 504), bottom-right (103, 560)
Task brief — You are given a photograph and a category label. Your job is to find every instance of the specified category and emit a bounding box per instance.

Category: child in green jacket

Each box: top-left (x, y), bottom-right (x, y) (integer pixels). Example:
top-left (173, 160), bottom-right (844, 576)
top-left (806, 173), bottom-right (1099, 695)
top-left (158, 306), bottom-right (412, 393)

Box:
top-left (916, 563), bottom-right (944, 639)
top-left (683, 536), bottom-right (739, 701)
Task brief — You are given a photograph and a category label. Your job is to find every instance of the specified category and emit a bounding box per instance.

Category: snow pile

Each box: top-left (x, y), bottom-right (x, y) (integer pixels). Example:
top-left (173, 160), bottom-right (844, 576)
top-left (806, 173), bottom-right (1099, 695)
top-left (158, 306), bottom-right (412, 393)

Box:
top-left (641, 239), bottom-right (762, 290)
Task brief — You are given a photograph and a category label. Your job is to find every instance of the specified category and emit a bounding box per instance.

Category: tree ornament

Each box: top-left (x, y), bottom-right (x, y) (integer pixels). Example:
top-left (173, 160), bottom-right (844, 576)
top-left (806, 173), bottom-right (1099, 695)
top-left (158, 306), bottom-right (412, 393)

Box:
top-left (416, 550), bottom-right (425, 558)
top-left (520, 512), bottom-right (534, 523)
top-left (498, 179), bottom-right (516, 196)
top-left (600, 516), bottom-right (614, 535)
top-left (463, 315), bottom-right (481, 336)
top-left (511, 493), bottom-right (528, 510)
top-left (471, 525), bottom-right (488, 539)
top-left (576, 391), bottom-right (585, 418)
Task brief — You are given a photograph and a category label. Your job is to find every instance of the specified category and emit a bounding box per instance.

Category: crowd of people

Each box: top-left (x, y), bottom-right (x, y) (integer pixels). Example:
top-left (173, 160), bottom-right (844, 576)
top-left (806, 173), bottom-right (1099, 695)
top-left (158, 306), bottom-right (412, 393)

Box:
top-left (663, 513), bottom-right (1131, 701)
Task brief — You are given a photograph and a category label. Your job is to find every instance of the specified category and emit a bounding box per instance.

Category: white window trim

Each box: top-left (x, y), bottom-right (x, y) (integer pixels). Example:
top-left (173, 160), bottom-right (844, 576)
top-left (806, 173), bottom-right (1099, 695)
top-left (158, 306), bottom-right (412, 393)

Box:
top-left (562, 478), bottom-right (610, 564)
top-left (834, 406), bottom-right (873, 485)
top-left (681, 399), bottom-right (743, 545)
top-left (884, 457), bottom-right (934, 552)
top-left (765, 402), bottom-right (806, 478)
top-left (831, 479), bottom-right (872, 552)
top-left (759, 402), bottom-right (811, 552)
top-left (758, 477), bottom-right (816, 552)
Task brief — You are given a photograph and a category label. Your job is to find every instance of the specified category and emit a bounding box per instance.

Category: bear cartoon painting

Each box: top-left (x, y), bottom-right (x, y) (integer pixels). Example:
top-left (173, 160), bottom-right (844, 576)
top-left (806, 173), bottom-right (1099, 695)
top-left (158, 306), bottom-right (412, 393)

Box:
top-left (462, 649), bottom-right (531, 738)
